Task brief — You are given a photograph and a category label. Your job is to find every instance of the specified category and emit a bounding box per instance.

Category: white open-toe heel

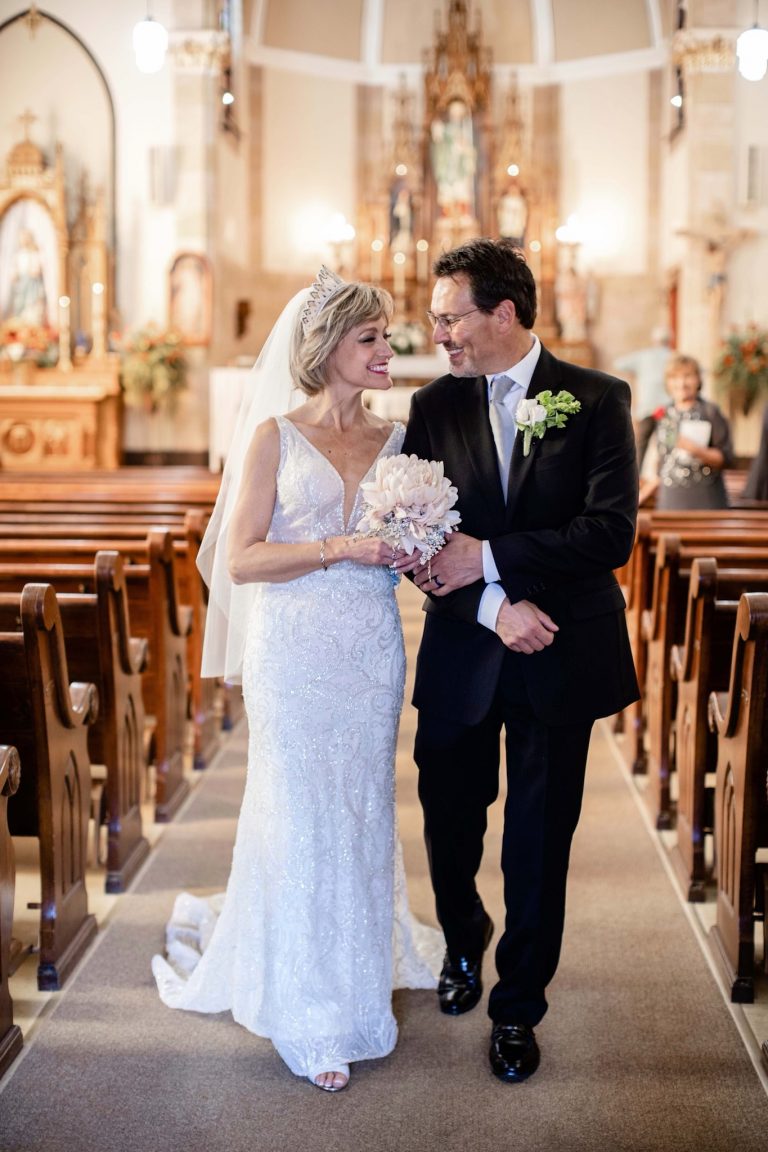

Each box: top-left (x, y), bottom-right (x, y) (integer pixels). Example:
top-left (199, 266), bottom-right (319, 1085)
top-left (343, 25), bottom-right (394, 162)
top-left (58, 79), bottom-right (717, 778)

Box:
top-left (309, 1064), bottom-right (350, 1092)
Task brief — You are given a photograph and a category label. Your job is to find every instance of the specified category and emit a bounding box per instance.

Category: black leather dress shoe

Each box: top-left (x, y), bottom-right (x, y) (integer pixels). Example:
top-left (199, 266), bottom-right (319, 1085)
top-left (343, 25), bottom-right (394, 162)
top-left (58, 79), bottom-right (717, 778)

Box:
top-left (489, 1023), bottom-right (540, 1083)
top-left (437, 916), bottom-right (494, 1015)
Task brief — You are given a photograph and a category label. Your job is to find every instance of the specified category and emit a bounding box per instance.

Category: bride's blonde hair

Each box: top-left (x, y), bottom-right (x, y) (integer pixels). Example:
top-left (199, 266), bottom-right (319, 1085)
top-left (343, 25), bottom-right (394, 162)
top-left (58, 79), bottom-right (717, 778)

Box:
top-left (290, 282), bottom-right (393, 397)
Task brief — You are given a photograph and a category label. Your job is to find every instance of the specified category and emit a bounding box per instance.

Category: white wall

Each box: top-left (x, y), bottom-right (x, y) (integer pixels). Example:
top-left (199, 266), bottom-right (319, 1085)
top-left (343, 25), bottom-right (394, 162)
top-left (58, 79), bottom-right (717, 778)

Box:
top-left (559, 70), bottom-right (650, 276)
top-left (262, 68), bottom-right (358, 275)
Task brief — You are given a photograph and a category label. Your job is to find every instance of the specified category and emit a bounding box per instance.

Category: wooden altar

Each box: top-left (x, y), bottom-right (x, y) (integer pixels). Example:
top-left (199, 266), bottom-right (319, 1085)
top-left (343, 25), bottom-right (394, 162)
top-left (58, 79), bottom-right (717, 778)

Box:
top-left (0, 363), bottom-right (121, 470)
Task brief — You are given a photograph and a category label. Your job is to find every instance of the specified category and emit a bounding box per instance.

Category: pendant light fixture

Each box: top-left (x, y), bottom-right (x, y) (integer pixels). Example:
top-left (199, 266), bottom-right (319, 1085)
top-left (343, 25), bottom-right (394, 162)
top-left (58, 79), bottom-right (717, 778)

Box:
top-left (133, 5), bottom-right (168, 74)
top-left (737, 0), bottom-right (768, 81)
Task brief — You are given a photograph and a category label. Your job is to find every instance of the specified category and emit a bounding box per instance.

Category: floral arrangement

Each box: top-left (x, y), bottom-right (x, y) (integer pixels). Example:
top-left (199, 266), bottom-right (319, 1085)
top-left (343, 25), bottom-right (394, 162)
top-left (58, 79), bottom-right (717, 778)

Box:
top-left (0, 319), bottom-right (57, 366)
top-left (713, 327), bottom-right (768, 415)
top-left (388, 320), bottom-right (428, 356)
top-left (515, 390), bottom-right (581, 456)
top-left (356, 453), bottom-right (461, 581)
top-left (117, 325), bottom-right (188, 413)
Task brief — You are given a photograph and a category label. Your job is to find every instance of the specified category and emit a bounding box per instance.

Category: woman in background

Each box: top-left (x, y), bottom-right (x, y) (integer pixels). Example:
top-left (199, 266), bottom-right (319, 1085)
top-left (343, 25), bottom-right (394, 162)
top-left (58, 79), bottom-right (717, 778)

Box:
top-left (639, 353), bottom-right (734, 510)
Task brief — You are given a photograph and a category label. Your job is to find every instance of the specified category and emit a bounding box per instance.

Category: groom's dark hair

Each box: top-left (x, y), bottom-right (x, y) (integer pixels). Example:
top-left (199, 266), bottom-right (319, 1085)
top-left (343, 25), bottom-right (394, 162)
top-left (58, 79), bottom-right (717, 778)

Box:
top-left (433, 238), bottom-right (537, 330)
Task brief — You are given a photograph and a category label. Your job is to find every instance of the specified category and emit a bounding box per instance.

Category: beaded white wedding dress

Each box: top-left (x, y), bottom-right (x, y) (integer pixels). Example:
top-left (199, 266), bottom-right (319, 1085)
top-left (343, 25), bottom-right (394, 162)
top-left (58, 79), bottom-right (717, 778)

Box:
top-left (152, 416), bottom-right (443, 1079)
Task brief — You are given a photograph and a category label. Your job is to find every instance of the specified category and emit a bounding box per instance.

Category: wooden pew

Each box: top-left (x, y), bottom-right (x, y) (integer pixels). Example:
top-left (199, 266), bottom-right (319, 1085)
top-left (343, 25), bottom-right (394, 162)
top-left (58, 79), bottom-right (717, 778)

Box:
top-left (0, 466), bottom-right (221, 510)
top-left (707, 592), bottom-right (768, 1003)
top-left (0, 585), bottom-right (98, 990)
top-left (0, 512), bottom-right (220, 772)
top-left (623, 513), bottom-right (768, 774)
top-left (0, 744), bottom-right (22, 1078)
top-left (670, 560), bottom-right (768, 902)
top-left (0, 533), bottom-right (192, 823)
top-left (640, 536), bottom-right (768, 829)
top-left (0, 553), bottom-right (151, 893)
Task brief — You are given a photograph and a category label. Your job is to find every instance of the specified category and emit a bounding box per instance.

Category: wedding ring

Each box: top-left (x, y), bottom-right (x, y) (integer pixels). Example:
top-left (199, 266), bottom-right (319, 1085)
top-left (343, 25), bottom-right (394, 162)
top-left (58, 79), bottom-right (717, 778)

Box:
top-left (433, 576), bottom-right (444, 588)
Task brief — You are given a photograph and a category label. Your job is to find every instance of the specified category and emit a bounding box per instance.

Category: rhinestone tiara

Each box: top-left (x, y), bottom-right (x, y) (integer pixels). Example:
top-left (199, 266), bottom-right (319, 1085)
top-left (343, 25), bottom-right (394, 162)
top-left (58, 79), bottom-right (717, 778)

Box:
top-left (300, 265), bottom-right (346, 334)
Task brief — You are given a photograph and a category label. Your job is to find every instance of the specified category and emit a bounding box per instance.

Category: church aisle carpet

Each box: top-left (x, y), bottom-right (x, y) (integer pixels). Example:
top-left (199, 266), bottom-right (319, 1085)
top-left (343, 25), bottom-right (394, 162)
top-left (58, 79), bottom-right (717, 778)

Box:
top-left (2, 588), bottom-right (768, 1149)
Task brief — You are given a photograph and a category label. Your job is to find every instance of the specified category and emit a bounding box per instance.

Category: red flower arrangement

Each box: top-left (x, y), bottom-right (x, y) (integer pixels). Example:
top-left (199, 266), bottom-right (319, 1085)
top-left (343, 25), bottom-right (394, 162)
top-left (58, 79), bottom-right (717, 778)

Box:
top-left (117, 325), bottom-right (188, 413)
top-left (713, 326), bottom-right (768, 415)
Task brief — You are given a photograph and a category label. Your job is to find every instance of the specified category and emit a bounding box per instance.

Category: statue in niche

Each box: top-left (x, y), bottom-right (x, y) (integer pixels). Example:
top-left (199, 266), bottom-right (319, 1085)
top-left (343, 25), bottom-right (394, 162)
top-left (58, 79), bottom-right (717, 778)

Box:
top-left (5, 226), bottom-right (48, 325)
top-left (389, 178), bottom-right (413, 252)
top-left (430, 98), bottom-right (477, 222)
top-left (555, 263), bottom-right (589, 344)
top-left (496, 179), bottom-right (528, 247)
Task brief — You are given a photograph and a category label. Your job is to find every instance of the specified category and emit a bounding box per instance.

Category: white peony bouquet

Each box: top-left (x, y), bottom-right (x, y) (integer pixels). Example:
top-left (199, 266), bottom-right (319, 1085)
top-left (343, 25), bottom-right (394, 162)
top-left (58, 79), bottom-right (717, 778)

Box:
top-left (356, 453), bottom-right (461, 579)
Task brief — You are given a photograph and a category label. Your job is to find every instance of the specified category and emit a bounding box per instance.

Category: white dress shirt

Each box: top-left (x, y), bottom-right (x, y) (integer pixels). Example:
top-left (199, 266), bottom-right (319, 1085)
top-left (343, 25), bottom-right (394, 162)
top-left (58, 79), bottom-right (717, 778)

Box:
top-left (477, 334), bottom-right (542, 632)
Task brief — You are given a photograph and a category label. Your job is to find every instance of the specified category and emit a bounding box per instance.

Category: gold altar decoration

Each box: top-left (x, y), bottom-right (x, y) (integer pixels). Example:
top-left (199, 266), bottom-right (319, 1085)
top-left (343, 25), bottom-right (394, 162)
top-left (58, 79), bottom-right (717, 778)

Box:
top-left (423, 0), bottom-right (492, 253)
top-left (0, 122), bottom-right (121, 468)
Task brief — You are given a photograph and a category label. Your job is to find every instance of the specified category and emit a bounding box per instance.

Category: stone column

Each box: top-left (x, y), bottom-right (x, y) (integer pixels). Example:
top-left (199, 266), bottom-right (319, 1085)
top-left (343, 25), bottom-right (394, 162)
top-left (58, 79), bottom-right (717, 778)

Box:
top-left (162, 26), bottom-right (229, 456)
top-left (670, 25), bottom-right (738, 373)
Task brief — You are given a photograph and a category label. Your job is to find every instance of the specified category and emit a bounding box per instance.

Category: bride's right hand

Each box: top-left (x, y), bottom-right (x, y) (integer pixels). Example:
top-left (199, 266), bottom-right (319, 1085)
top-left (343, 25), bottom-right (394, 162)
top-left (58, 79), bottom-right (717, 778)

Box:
top-left (327, 535), bottom-right (399, 568)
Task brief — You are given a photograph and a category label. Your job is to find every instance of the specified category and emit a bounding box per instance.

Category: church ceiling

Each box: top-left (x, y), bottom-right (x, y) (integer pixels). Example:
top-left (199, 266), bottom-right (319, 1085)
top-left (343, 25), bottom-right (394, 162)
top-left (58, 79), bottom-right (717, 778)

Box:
top-left (251, 0), bottom-right (672, 75)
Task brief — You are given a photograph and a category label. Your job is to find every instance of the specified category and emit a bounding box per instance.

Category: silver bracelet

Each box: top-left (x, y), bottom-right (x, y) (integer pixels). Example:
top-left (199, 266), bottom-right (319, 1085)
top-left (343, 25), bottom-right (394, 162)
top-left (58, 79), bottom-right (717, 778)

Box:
top-left (320, 538), bottom-right (328, 571)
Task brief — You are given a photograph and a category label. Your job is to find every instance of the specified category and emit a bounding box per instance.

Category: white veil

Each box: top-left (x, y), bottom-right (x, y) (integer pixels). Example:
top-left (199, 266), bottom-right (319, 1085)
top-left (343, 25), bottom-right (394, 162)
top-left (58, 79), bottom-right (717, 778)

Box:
top-left (197, 287), bottom-right (309, 683)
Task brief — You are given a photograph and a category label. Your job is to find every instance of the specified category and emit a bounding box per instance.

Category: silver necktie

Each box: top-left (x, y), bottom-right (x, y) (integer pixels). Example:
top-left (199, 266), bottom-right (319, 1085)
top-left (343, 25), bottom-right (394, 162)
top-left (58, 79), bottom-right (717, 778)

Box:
top-left (489, 375), bottom-right (518, 497)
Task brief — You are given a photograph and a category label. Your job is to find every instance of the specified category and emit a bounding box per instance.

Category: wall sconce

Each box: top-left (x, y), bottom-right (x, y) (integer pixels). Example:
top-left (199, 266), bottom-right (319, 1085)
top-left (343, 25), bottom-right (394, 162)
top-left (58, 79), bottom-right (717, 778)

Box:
top-left (555, 214), bottom-right (583, 274)
top-left (737, 1), bottom-right (768, 81)
top-left (133, 7), bottom-right (168, 74)
top-left (555, 213), bottom-right (583, 246)
top-left (324, 213), bottom-right (356, 274)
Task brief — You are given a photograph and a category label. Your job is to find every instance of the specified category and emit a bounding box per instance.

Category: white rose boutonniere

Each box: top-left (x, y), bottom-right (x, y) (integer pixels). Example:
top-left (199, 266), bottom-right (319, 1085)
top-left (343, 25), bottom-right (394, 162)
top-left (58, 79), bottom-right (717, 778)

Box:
top-left (515, 389), bottom-right (582, 456)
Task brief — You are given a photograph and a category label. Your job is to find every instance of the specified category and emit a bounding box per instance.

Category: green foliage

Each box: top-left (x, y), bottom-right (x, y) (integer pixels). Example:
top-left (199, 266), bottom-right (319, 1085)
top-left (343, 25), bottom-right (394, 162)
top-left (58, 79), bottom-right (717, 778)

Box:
top-left (118, 326), bottom-right (188, 412)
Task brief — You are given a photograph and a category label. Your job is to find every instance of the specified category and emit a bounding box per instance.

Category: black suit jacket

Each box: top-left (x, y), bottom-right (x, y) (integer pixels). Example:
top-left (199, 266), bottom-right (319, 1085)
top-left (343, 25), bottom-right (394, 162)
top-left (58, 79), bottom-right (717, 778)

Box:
top-left (401, 344), bottom-right (640, 727)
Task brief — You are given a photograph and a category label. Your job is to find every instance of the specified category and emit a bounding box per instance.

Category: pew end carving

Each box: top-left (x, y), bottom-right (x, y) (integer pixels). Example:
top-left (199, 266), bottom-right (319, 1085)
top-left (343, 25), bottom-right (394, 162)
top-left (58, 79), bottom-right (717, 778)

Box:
top-left (0, 744), bottom-right (22, 1078)
top-left (0, 584), bottom-right (98, 990)
top-left (707, 592), bottom-right (768, 1003)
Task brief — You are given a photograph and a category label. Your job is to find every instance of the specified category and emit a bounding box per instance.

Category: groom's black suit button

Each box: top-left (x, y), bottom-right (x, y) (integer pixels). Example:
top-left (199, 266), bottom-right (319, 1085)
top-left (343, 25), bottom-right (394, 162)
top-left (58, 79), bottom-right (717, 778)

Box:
top-left (437, 915), bottom-right (494, 1015)
top-left (489, 1023), bottom-right (541, 1083)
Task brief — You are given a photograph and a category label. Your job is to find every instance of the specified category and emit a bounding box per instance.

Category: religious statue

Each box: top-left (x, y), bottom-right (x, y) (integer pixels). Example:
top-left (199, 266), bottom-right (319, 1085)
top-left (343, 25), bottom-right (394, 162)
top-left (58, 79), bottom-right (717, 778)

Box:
top-left (430, 98), bottom-right (476, 221)
top-left (496, 180), bottom-right (528, 247)
top-left (555, 264), bottom-right (589, 344)
top-left (4, 227), bottom-right (48, 326)
top-left (389, 180), bottom-right (413, 252)
top-left (676, 207), bottom-right (756, 351)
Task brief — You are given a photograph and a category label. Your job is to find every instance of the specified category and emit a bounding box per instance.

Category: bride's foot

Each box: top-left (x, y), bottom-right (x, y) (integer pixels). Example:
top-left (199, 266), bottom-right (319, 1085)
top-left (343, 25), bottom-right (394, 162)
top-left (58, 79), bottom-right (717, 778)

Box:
top-left (309, 1064), bottom-right (350, 1092)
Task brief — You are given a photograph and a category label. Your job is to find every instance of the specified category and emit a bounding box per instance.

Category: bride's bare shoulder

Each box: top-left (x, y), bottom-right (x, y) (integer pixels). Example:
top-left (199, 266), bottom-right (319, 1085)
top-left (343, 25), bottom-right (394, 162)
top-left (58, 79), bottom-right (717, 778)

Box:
top-left (243, 417), bottom-right (281, 466)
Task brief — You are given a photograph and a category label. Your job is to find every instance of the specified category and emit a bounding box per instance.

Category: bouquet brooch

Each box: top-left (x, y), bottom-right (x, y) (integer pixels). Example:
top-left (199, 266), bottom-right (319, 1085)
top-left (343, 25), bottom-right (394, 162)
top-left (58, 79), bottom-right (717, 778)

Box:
top-left (356, 453), bottom-right (461, 583)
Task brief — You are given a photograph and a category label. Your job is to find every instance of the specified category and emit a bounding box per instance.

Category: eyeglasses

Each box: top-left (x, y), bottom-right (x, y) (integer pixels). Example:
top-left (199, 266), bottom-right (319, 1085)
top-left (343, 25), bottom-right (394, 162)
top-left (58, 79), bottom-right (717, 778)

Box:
top-left (425, 308), bottom-right (480, 331)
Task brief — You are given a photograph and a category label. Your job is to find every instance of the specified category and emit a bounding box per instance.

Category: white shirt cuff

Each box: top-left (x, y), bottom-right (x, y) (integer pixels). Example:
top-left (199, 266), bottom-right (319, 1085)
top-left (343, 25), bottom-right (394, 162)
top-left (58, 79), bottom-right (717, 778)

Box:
top-left (482, 539), bottom-right (500, 583)
top-left (478, 582), bottom-right (507, 632)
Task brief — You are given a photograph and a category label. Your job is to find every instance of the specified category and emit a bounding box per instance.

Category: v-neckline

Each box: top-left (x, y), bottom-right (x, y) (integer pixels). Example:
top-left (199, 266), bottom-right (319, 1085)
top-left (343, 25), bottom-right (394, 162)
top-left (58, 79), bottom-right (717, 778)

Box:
top-left (281, 416), bottom-right (401, 530)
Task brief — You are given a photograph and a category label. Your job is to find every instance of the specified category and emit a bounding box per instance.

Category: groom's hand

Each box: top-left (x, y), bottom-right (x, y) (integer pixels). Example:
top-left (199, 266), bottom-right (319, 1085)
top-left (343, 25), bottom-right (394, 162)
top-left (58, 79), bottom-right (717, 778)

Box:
top-left (495, 598), bottom-right (559, 653)
top-left (410, 531), bottom-right (483, 595)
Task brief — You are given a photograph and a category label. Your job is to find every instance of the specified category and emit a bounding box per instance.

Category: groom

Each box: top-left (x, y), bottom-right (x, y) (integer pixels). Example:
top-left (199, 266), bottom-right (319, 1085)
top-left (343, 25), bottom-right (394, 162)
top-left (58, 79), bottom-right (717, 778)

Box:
top-left (399, 238), bottom-right (639, 1083)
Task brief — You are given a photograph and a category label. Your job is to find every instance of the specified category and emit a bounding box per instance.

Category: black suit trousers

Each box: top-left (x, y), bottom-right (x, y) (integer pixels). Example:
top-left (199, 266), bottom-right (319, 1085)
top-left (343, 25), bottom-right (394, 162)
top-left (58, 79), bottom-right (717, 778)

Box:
top-left (414, 650), bottom-right (592, 1027)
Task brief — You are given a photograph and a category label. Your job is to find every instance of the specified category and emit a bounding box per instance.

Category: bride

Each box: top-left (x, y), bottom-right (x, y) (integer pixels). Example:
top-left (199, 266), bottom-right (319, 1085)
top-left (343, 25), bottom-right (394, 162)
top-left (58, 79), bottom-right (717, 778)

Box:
top-left (152, 268), bottom-right (442, 1092)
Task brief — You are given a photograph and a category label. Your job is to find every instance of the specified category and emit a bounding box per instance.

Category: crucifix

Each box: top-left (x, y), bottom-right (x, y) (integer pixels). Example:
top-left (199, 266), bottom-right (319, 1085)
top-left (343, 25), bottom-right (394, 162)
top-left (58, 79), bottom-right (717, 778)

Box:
top-left (676, 208), bottom-right (756, 351)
